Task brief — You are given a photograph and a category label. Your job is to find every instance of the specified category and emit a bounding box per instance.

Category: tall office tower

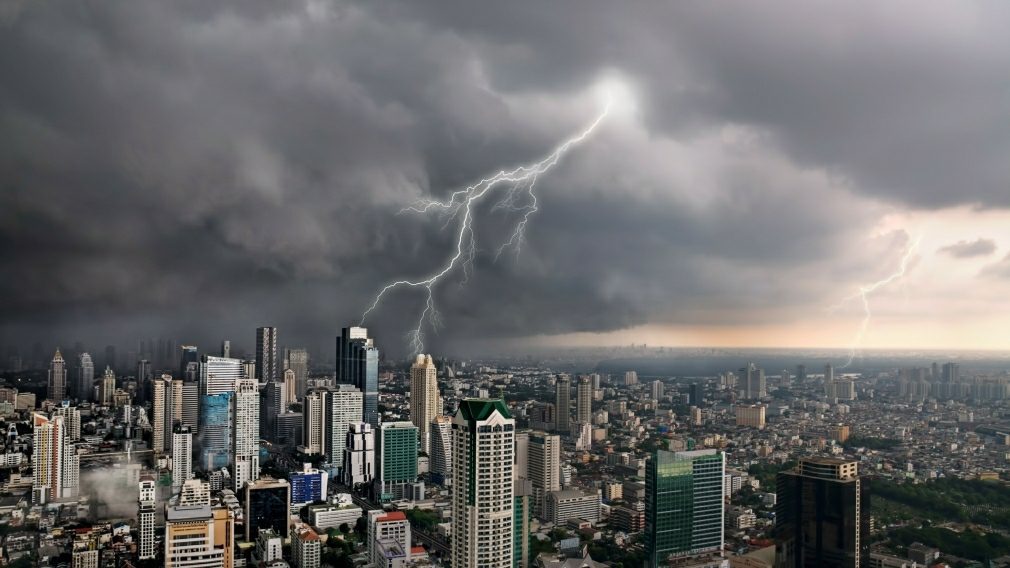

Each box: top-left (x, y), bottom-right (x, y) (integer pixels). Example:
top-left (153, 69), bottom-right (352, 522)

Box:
top-left (181, 381), bottom-right (200, 433)
top-left (244, 476), bottom-right (291, 541)
top-left (165, 479), bottom-right (235, 568)
top-left (775, 457), bottom-right (869, 568)
top-left (688, 382), bottom-right (703, 406)
top-left (32, 412), bottom-right (78, 503)
top-left (650, 380), bottom-right (664, 402)
top-left (77, 353), bottom-right (94, 401)
top-left (52, 402), bottom-right (81, 441)
top-left (576, 376), bottom-right (593, 424)
top-left (172, 424), bottom-right (194, 491)
top-left (152, 375), bottom-right (175, 454)
top-left (429, 416), bottom-right (453, 486)
top-left (293, 527), bottom-right (322, 568)
top-left (221, 340), bottom-right (230, 359)
top-left (301, 390), bottom-right (326, 456)
top-left (645, 449), bottom-right (726, 567)
top-left (200, 392), bottom-right (233, 470)
top-left (336, 326), bottom-right (379, 426)
top-left (343, 422), bottom-right (375, 487)
top-left (931, 361), bottom-right (940, 380)
top-left (377, 421), bottom-right (419, 500)
top-left (528, 432), bottom-right (561, 519)
top-left (367, 510), bottom-right (413, 567)
top-left (180, 345), bottom-right (199, 377)
top-left (98, 366), bottom-right (116, 406)
top-left (451, 399), bottom-right (515, 568)
top-left (104, 345), bottom-right (116, 372)
top-left (825, 363), bottom-right (835, 383)
top-left (200, 356), bottom-right (245, 395)
top-left (554, 376), bottom-right (571, 433)
top-left (137, 358), bottom-right (152, 385)
top-left (410, 354), bottom-right (439, 453)
top-left (275, 411), bottom-right (303, 447)
top-left (282, 369), bottom-right (297, 408)
top-left (624, 371), bottom-right (639, 386)
top-left (48, 349), bottom-right (67, 402)
top-left (942, 362), bottom-right (960, 383)
top-left (261, 380), bottom-right (286, 441)
top-left (233, 378), bottom-right (260, 491)
top-left (325, 385), bottom-right (363, 467)
top-left (796, 364), bottom-right (807, 383)
top-left (138, 476), bottom-right (157, 560)
top-left (739, 363), bottom-right (767, 400)
top-left (285, 348), bottom-right (309, 401)
top-left (255, 327), bottom-right (279, 382)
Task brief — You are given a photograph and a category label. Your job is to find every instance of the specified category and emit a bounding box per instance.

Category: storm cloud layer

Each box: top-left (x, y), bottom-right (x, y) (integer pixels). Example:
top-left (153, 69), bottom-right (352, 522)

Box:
top-left (2, 1), bottom-right (1009, 357)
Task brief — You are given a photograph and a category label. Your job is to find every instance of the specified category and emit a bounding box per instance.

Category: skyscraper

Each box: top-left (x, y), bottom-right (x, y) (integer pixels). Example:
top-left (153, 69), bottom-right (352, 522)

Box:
top-left (775, 457), bottom-right (869, 568)
top-left (138, 476), bottom-right (157, 560)
top-left (650, 380), bottom-right (665, 402)
top-left (554, 375), bottom-right (570, 433)
top-left (233, 378), bottom-right (260, 491)
top-left (98, 366), bottom-right (116, 406)
top-left (200, 356), bottom-right (245, 395)
top-left (429, 416), bottom-right (452, 486)
top-left (377, 421), bottom-right (419, 501)
top-left (336, 326), bottom-right (379, 426)
top-left (261, 380), bottom-right (286, 441)
top-left (172, 424), bottom-right (194, 491)
top-left (282, 368), bottom-right (297, 408)
top-left (199, 391), bottom-right (233, 470)
top-left (342, 422), bottom-right (375, 487)
top-left (165, 479), bottom-right (234, 568)
top-left (152, 374), bottom-right (175, 454)
top-left (528, 432), bottom-right (561, 519)
top-left (256, 327), bottom-right (278, 382)
top-left (645, 449), bottom-right (725, 566)
top-left (576, 375), bottom-right (592, 424)
top-left (739, 363), bottom-right (766, 400)
top-left (326, 384), bottom-right (363, 468)
top-left (451, 399), bottom-right (515, 568)
top-left (77, 353), bottom-right (94, 401)
top-left (179, 345), bottom-right (199, 378)
top-left (301, 390), bottom-right (326, 456)
top-left (32, 412), bottom-right (78, 503)
top-left (285, 348), bottom-right (309, 401)
top-left (48, 349), bottom-right (67, 402)
top-left (410, 354), bottom-right (439, 453)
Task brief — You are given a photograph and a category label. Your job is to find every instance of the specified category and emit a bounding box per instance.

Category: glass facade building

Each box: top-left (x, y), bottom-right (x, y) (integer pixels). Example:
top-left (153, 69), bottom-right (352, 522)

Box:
top-left (377, 421), bottom-right (418, 501)
top-left (336, 327), bottom-right (379, 426)
top-left (199, 392), bottom-right (233, 470)
top-left (645, 449), bottom-right (725, 567)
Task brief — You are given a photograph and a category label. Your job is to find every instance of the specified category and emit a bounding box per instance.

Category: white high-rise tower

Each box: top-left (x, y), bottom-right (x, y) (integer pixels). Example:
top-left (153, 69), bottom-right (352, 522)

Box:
top-left (410, 354), bottom-right (439, 453)
top-left (233, 378), bottom-right (260, 490)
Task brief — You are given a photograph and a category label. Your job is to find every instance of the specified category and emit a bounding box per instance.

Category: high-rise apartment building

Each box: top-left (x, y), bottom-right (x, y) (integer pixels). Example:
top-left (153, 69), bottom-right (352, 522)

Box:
top-left (735, 404), bottom-right (767, 429)
top-left (48, 349), bottom-right (67, 402)
top-left (256, 327), bottom-right (279, 382)
top-left (233, 378), bottom-right (260, 491)
top-left (77, 353), bottom-right (94, 401)
top-left (326, 385), bottom-right (363, 468)
top-left (152, 374), bottom-right (174, 454)
top-left (165, 479), bottom-right (234, 568)
top-left (576, 376), bottom-right (593, 424)
top-left (342, 422), bottom-right (375, 487)
top-left (451, 399), bottom-right (515, 568)
top-left (429, 416), bottom-right (453, 486)
top-left (739, 363), bottom-right (766, 400)
top-left (51, 402), bottom-right (81, 441)
top-left (645, 449), bottom-right (725, 566)
top-left (624, 371), bottom-right (639, 386)
top-left (98, 366), bottom-right (116, 406)
top-left (301, 390), bottom-right (326, 456)
top-left (650, 380), bottom-right (665, 402)
top-left (376, 421), bottom-right (419, 501)
top-left (32, 412), bottom-right (79, 504)
top-left (285, 348), bottom-right (309, 401)
top-left (528, 432), bottom-right (561, 519)
top-left (172, 424), bottom-right (194, 491)
top-left (336, 326), bottom-right (379, 426)
top-left (554, 376), bottom-right (570, 433)
top-left (410, 354), bottom-right (440, 453)
top-left (138, 476), bottom-right (157, 560)
top-left (775, 457), bottom-right (869, 568)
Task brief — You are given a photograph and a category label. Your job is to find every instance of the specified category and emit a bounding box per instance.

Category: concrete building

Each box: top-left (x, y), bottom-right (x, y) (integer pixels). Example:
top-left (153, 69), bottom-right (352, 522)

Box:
top-left (138, 476), bottom-right (157, 560)
top-left (545, 489), bottom-right (601, 525)
top-left (410, 354), bottom-right (440, 453)
top-left (528, 432), bottom-right (562, 519)
top-left (233, 378), bottom-right (260, 491)
top-left (735, 405), bottom-right (767, 429)
top-left (293, 527), bottom-right (321, 568)
top-left (368, 510), bottom-right (412, 567)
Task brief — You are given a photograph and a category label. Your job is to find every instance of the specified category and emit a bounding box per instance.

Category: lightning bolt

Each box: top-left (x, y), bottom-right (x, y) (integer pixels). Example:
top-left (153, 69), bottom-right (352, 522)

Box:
top-left (361, 100), bottom-right (612, 354)
top-left (836, 237), bottom-right (922, 369)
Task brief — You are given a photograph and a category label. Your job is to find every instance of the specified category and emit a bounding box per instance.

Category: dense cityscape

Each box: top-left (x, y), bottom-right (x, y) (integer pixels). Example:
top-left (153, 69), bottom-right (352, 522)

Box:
top-left (2, 330), bottom-right (1010, 567)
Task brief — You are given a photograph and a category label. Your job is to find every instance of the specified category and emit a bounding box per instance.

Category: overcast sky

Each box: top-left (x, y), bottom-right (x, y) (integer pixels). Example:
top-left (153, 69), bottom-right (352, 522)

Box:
top-left (2, 0), bottom-right (1009, 359)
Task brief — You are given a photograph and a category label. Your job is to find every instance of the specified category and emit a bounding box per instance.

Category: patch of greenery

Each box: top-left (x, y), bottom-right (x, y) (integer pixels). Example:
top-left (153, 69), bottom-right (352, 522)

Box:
top-left (889, 526), bottom-right (1010, 562)
top-left (843, 436), bottom-right (902, 450)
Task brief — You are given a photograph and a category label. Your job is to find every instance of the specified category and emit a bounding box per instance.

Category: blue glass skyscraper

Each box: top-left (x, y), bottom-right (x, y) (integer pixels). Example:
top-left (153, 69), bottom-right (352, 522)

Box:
top-left (199, 392), bottom-right (233, 470)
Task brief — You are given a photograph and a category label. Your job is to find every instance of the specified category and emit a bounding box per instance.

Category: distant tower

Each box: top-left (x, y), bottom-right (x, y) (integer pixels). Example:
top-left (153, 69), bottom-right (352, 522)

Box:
top-left (451, 399), bottom-right (515, 568)
top-left (255, 327), bottom-right (278, 382)
top-left (301, 390), bottom-right (326, 456)
top-left (739, 363), bottom-right (766, 400)
top-left (528, 432), bottom-right (561, 519)
top-left (554, 376), bottom-right (571, 433)
top-left (171, 424), bottom-right (193, 491)
top-left (151, 375), bottom-right (173, 454)
top-left (32, 412), bottom-right (78, 504)
top-left (76, 353), bottom-right (94, 401)
top-left (410, 354), bottom-right (439, 453)
top-left (221, 340), bottom-right (231, 359)
top-left (282, 369), bottom-right (297, 408)
top-left (285, 348), bottom-right (310, 401)
top-left (576, 376), bottom-right (593, 424)
top-left (336, 326), bottom-right (379, 426)
top-left (48, 350), bottom-right (67, 402)
top-left (138, 476), bottom-right (157, 560)
top-left (99, 366), bottom-right (116, 406)
top-left (233, 378), bottom-right (260, 491)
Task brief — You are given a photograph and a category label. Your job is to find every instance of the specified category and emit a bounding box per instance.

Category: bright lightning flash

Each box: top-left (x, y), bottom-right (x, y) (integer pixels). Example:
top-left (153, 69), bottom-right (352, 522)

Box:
top-left (360, 97), bottom-right (613, 355)
top-left (836, 237), bottom-right (922, 369)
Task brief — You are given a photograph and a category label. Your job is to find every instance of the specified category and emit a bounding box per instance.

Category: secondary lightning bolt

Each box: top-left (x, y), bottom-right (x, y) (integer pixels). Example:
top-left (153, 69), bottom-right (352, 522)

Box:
top-left (836, 237), bottom-right (922, 369)
top-left (361, 100), bottom-right (612, 354)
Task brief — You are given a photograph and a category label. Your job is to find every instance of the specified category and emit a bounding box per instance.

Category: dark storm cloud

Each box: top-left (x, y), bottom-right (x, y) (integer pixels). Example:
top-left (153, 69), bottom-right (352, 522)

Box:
top-left (0, 0), bottom-right (1005, 357)
top-left (938, 238), bottom-right (997, 259)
